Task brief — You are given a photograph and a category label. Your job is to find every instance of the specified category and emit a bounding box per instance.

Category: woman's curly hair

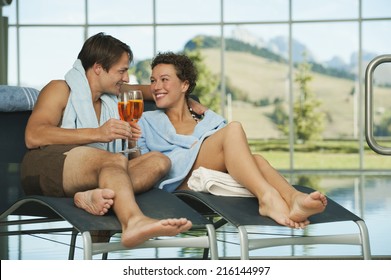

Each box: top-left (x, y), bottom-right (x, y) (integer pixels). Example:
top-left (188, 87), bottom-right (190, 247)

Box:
top-left (151, 51), bottom-right (197, 96)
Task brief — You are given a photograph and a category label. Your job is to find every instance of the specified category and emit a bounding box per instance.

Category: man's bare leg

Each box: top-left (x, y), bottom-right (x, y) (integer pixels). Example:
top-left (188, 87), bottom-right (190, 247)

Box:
top-left (74, 188), bottom-right (192, 247)
top-left (63, 147), bottom-right (191, 248)
top-left (127, 151), bottom-right (171, 193)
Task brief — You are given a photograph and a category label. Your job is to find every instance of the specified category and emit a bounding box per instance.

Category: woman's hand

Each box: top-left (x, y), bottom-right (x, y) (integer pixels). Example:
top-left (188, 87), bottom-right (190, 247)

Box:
top-left (129, 121), bottom-right (142, 141)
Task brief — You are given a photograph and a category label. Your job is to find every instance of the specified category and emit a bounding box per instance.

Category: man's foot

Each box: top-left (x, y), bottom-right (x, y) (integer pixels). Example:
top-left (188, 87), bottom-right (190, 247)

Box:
top-left (289, 191), bottom-right (327, 223)
top-left (121, 216), bottom-right (192, 248)
top-left (74, 188), bottom-right (115, 215)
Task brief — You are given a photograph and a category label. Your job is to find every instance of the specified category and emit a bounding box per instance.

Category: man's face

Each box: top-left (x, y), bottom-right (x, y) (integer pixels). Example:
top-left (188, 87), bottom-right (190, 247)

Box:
top-left (101, 52), bottom-right (130, 95)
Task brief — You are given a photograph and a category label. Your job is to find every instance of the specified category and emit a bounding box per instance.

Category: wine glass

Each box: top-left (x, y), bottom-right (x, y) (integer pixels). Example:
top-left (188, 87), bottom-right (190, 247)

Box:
top-left (117, 90), bottom-right (132, 154)
top-left (127, 90), bottom-right (144, 152)
top-left (117, 90), bottom-right (143, 154)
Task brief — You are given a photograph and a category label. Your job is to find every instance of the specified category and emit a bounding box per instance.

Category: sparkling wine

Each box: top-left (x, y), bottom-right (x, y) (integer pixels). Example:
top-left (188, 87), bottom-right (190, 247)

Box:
top-left (129, 99), bottom-right (144, 122)
top-left (118, 101), bottom-right (132, 122)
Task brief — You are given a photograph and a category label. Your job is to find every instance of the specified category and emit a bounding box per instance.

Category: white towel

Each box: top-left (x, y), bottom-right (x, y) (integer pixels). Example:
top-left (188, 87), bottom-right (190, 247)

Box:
top-left (63, 59), bottom-right (121, 152)
top-left (188, 167), bottom-right (254, 197)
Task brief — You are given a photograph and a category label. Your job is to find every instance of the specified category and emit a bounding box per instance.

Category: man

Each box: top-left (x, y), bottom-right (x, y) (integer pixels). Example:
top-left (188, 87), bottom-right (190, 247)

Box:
top-left (20, 32), bottom-right (192, 248)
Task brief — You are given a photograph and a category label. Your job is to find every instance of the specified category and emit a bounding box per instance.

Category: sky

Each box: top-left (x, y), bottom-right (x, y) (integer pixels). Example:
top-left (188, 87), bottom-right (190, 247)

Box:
top-left (2, 0), bottom-right (391, 88)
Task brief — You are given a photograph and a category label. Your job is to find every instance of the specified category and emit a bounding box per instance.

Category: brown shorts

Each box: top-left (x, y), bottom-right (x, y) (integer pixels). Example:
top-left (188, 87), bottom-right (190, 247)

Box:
top-left (20, 144), bottom-right (79, 197)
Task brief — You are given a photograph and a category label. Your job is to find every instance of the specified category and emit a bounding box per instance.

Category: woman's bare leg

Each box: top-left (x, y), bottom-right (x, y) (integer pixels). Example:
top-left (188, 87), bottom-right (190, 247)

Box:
top-left (63, 146), bottom-right (192, 247)
top-left (186, 122), bottom-right (296, 227)
top-left (185, 122), bottom-right (326, 228)
top-left (253, 155), bottom-right (327, 224)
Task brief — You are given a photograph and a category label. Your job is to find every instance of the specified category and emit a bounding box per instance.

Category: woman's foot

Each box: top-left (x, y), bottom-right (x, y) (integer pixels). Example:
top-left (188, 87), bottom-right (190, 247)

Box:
top-left (121, 216), bottom-right (193, 248)
top-left (257, 188), bottom-right (313, 229)
top-left (288, 191), bottom-right (327, 223)
top-left (258, 189), bottom-right (296, 227)
top-left (74, 188), bottom-right (115, 215)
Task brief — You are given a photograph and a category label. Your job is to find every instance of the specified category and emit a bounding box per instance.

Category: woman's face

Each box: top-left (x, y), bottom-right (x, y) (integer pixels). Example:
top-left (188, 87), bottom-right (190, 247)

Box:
top-left (150, 63), bottom-right (189, 109)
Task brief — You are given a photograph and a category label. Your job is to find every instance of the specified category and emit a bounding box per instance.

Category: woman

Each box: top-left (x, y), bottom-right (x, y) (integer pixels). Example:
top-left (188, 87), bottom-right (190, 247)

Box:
top-left (135, 52), bottom-right (327, 229)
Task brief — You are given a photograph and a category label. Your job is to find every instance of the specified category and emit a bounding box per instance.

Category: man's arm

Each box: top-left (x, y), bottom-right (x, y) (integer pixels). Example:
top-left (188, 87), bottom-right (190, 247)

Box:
top-left (25, 80), bottom-right (129, 149)
top-left (187, 97), bottom-right (208, 116)
top-left (121, 84), bottom-right (153, 100)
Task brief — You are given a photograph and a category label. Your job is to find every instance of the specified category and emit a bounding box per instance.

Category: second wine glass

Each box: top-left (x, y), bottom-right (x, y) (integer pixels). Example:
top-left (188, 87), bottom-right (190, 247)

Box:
top-left (117, 90), bottom-right (143, 154)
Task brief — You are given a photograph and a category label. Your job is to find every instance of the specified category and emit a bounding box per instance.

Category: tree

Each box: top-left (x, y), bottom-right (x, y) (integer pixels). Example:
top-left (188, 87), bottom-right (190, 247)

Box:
top-left (184, 37), bottom-right (221, 113)
top-left (269, 101), bottom-right (289, 135)
top-left (133, 59), bottom-right (152, 84)
top-left (293, 56), bottom-right (325, 143)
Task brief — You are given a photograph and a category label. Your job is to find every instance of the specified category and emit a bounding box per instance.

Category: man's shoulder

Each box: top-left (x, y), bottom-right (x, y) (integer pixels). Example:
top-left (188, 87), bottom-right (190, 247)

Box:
top-left (46, 79), bottom-right (69, 89)
top-left (37, 80), bottom-right (71, 106)
top-left (40, 80), bottom-right (70, 96)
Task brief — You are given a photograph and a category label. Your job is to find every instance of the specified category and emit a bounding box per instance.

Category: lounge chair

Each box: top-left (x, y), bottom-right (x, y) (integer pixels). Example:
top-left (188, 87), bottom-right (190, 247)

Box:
top-left (122, 84), bottom-right (372, 260)
top-left (0, 85), bottom-right (218, 260)
top-left (175, 186), bottom-right (371, 259)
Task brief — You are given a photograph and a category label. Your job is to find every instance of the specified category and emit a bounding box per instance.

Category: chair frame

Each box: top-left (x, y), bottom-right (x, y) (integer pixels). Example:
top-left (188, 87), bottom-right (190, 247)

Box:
top-left (175, 185), bottom-right (371, 260)
top-left (1, 194), bottom-right (218, 260)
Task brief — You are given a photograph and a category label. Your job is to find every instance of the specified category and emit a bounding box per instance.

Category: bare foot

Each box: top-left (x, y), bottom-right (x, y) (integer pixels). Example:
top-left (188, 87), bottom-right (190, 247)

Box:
top-left (287, 219), bottom-right (310, 229)
top-left (121, 216), bottom-right (193, 248)
top-left (258, 189), bottom-right (294, 227)
top-left (74, 188), bottom-right (115, 215)
top-left (289, 191), bottom-right (327, 223)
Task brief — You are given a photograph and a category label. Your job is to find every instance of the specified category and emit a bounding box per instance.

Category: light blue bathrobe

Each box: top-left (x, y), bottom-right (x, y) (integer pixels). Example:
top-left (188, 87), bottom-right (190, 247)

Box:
top-left (138, 109), bottom-right (227, 192)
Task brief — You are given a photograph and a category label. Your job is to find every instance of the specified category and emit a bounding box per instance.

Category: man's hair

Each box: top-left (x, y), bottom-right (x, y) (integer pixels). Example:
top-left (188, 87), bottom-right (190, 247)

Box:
top-left (78, 32), bottom-right (133, 71)
top-left (151, 51), bottom-right (197, 95)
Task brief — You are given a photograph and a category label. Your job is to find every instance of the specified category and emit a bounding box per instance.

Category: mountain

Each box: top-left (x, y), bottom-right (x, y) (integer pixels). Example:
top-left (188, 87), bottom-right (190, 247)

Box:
top-left (185, 34), bottom-right (356, 80)
top-left (199, 48), bottom-right (391, 139)
top-left (226, 27), bottom-right (388, 83)
top-left (326, 56), bottom-right (350, 71)
top-left (267, 35), bottom-right (316, 63)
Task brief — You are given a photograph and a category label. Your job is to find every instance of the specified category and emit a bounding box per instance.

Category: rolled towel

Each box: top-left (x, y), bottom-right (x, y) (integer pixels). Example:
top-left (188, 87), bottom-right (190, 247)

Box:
top-left (188, 167), bottom-right (254, 197)
top-left (0, 85), bottom-right (39, 112)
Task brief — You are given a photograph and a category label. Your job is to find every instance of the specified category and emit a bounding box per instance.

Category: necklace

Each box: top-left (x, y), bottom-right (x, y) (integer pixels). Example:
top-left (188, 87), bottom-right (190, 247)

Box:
top-left (188, 107), bottom-right (200, 123)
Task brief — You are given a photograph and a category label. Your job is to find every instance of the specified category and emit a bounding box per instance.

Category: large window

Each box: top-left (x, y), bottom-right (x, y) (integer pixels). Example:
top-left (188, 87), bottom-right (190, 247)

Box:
top-left (3, 0), bottom-right (391, 171)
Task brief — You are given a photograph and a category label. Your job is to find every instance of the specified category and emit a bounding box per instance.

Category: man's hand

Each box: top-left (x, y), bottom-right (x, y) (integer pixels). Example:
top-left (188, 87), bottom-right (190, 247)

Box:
top-left (188, 97), bottom-right (208, 116)
top-left (99, 118), bottom-right (132, 142)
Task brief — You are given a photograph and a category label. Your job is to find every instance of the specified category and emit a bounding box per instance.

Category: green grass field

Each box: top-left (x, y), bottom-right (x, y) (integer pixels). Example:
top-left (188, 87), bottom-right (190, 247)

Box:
top-left (249, 139), bottom-right (391, 170)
